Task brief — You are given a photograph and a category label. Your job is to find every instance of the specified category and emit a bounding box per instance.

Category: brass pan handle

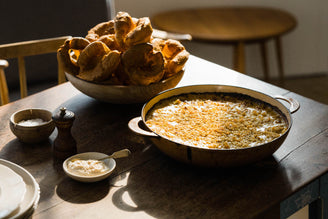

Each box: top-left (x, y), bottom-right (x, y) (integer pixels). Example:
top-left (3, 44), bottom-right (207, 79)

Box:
top-left (128, 117), bottom-right (157, 137)
top-left (274, 95), bottom-right (300, 113)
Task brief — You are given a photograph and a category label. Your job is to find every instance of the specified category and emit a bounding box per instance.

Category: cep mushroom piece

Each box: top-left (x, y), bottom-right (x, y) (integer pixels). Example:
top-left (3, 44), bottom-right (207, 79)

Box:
top-left (125, 17), bottom-right (153, 47)
top-left (122, 43), bottom-right (164, 86)
top-left (114, 12), bottom-right (136, 50)
top-left (114, 12), bottom-right (153, 50)
top-left (85, 20), bottom-right (115, 42)
top-left (57, 11), bottom-right (189, 85)
top-left (77, 41), bottom-right (121, 82)
top-left (57, 37), bottom-right (90, 75)
top-left (161, 39), bottom-right (190, 78)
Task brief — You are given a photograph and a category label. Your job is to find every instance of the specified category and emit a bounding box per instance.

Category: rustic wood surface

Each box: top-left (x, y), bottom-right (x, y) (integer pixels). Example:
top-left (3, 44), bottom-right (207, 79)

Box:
top-left (0, 55), bottom-right (327, 218)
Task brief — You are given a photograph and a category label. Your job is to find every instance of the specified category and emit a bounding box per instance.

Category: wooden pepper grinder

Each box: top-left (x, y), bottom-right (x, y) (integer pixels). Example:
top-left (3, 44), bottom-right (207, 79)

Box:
top-left (52, 107), bottom-right (77, 160)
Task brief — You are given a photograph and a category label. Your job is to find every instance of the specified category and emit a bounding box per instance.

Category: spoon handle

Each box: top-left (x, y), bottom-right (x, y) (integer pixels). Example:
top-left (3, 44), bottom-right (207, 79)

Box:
top-left (99, 149), bottom-right (131, 160)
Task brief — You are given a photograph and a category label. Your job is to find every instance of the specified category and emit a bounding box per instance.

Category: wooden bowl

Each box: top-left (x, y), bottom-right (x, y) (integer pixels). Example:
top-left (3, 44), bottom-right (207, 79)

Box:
top-left (10, 109), bottom-right (55, 143)
top-left (65, 70), bottom-right (184, 104)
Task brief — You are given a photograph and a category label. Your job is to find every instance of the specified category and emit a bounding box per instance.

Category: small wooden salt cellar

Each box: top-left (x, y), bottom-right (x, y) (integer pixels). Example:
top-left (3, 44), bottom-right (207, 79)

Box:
top-left (52, 107), bottom-right (77, 160)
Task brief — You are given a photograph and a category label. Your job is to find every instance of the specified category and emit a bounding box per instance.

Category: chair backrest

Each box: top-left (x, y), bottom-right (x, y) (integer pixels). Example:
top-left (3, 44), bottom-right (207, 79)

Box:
top-left (0, 36), bottom-right (71, 105)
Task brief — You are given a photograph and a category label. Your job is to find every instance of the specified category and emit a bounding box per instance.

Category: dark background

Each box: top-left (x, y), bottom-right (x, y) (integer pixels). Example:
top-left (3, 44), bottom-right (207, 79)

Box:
top-left (0, 0), bottom-right (110, 90)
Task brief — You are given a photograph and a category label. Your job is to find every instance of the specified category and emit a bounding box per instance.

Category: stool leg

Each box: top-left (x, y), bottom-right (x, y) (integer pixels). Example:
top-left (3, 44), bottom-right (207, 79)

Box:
top-left (260, 41), bottom-right (269, 82)
top-left (275, 37), bottom-right (285, 86)
top-left (234, 42), bottom-right (245, 73)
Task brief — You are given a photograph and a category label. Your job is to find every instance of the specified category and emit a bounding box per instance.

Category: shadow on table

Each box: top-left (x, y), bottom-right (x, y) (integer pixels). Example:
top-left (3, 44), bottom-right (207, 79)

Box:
top-left (0, 138), bottom-right (53, 165)
top-left (111, 154), bottom-right (300, 218)
top-left (55, 177), bottom-right (110, 203)
top-left (1, 139), bottom-right (112, 205)
top-left (50, 95), bottom-right (143, 204)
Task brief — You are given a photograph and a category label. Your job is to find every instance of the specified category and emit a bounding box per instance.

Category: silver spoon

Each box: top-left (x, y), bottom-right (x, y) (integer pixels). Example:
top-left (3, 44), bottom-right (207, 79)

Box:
top-left (98, 149), bottom-right (131, 161)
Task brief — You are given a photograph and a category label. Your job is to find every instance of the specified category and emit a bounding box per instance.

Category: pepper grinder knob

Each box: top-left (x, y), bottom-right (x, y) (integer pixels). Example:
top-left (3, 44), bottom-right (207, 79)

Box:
top-left (60, 107), bottom-right (66, 116)
top-left (52, 107), bottom-right (77, 160)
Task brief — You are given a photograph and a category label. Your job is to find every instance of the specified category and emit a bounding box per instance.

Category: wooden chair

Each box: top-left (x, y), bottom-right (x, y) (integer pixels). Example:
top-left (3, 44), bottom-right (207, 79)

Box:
top-left (0, 36), bottom-right (71, 105)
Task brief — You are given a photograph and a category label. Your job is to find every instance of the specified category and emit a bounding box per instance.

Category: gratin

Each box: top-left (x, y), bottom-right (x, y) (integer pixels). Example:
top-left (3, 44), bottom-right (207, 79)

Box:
top-left (145, 93), bottom-right (288, 149)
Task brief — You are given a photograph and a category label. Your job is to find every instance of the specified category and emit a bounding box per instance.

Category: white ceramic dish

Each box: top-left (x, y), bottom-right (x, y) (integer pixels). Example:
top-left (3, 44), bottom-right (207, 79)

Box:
top-left (0, 165), bottom-right (26, 218)
top-left (63, 152), bottom-right (116, 183)
top-left (0, 159), bottom-right (40, 219)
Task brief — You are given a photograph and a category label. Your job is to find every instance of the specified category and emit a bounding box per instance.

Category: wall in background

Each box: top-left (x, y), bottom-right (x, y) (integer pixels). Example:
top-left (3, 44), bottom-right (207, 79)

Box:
top-left (113, 0), bottom-right (328, 79)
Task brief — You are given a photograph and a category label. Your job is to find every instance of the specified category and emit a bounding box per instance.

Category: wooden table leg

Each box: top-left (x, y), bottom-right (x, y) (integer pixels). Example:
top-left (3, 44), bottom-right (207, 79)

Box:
top-left (280, 179), bottom-right (320, 218)
top-left (275, 37), bottom-right (285, 86)
top-left (309, 199), bottom-right (322, 219)
top-left (319, 173), bottom-right (328, 219)
top-left (260, 41), bottom-right (269, 81)
top-left (234, 41), bottom-right (245, 73)
top-left (308, 172), bottom-right (328, 219)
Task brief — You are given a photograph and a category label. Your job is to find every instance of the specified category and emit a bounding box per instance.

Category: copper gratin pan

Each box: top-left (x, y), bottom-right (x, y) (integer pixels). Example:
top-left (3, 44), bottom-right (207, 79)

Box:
top-left (129, 85), bottom-right (300, 167)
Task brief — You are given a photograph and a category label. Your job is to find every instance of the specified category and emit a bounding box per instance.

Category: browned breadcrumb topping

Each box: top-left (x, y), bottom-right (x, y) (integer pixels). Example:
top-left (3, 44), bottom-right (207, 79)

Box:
top-left (146, 93), bottom-right (288, 149)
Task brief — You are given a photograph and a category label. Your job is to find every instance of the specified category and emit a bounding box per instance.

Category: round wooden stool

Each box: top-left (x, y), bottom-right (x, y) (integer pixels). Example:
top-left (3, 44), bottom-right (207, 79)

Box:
top-left (152, 7), bottom-right (297, 83)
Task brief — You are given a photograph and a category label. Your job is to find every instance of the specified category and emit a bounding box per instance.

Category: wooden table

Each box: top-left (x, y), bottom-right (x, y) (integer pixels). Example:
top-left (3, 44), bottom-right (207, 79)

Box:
top-left (152, 7), bottom-right (297, 83)
top-left (0, 55), bottom-right (327, 218)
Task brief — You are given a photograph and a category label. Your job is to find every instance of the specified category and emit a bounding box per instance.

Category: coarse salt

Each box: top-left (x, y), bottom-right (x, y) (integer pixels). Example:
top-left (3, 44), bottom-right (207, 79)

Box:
top-left (17, 118), bottom-right (47, 126)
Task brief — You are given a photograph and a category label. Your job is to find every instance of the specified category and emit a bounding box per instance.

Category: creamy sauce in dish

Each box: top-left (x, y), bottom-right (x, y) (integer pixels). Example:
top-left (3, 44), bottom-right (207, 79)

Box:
top-left (146, 93), bottom-right (288, 149)
top-left (17, 118), bottom-right (47, 126)
top-left (67, 159), bottom-right (109, 176)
